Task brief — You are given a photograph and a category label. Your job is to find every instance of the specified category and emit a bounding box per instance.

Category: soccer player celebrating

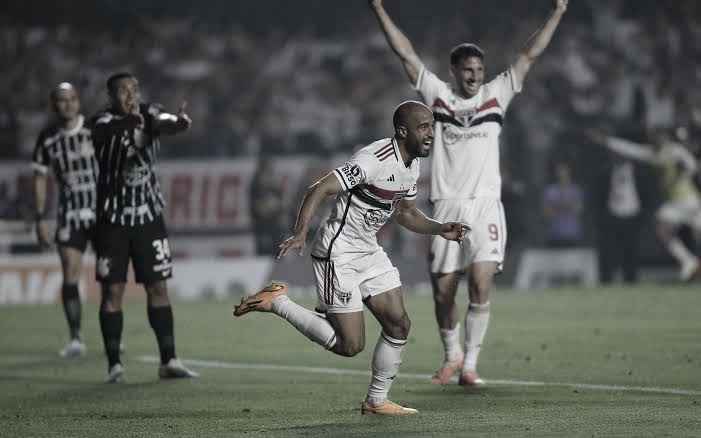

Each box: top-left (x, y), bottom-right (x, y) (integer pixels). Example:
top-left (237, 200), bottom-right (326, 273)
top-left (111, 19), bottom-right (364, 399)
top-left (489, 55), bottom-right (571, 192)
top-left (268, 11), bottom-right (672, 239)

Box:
top-left (32, 82), bottom-right (98, 358)
top-left (370, 0), bottom-right (567, 386)
top-left (588, 129), bottom-right (701, 281)
top-left (234, 101), bottom-right (467, 415)
top-left (91, 72), bottom-right (197, 382)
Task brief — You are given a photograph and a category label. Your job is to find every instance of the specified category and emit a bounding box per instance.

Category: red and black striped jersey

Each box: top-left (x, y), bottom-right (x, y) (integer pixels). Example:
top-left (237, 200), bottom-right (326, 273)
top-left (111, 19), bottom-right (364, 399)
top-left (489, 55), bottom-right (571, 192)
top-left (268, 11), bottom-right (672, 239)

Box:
top-left (311, 138), bottom-right (420, 263)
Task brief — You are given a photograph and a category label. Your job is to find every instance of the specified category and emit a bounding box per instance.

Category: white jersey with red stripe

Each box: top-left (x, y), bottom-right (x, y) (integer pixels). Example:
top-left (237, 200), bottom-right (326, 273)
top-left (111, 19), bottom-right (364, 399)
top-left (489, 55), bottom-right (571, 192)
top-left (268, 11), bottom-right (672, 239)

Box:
top-left (415, 66), bottom-right (522, 201)
top-left (310, 138), bottom-right (419, 264)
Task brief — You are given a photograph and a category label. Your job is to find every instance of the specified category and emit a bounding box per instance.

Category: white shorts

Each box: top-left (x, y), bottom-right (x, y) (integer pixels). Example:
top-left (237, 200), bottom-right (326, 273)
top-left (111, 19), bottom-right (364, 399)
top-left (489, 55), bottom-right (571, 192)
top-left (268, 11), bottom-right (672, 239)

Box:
top-left (656, 199), bottom-right (701, 229)
top-left (312, 249), bottom-right (401, 314)
top-left (430, 198), bottom-right (507, 274)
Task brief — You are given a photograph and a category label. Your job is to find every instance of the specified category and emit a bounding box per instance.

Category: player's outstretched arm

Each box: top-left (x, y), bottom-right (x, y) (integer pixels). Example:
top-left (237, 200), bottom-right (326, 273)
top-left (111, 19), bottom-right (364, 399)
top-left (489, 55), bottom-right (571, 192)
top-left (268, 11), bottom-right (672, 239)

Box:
top-left (512, 0), bottom-right (568, 84)
top-left (601, 136), bottom-right (659, 166)
top-left (394, 199), bottom-right (468, 242)
top-left (157, 101), bottom-right (192, 135)
top-left (277, 172), bottom-right (343, 259)
top-left (369, 0), bottom-right (424, 85)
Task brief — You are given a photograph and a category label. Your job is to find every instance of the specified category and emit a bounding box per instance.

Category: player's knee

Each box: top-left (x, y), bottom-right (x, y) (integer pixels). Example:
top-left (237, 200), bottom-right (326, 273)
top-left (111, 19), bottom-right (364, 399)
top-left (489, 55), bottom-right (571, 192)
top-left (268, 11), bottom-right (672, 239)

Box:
top-left (385, 312), bottom-right (411, 340)
top-left (100, 283), bottom-right (125, 311)
top-left (337, 338), bottom-right (364, 357)
top-left (145, 281), bottom-right (169, 299)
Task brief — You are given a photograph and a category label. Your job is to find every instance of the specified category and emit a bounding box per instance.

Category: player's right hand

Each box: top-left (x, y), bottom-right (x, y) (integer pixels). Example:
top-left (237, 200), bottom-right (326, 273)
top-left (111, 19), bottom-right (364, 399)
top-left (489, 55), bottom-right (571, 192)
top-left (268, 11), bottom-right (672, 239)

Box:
top-left (35, 219), bottom-right (52, 250)
top-left (369, 0), bottom-right (383, 8)
top-left (276, 234), bottom-right (306, 260)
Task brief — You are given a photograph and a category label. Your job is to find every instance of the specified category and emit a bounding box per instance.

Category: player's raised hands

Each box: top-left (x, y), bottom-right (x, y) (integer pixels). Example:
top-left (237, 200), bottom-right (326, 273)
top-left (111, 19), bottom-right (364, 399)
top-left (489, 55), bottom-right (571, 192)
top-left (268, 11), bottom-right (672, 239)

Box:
top-left (555, 0), bottom-right (568, 13)
top-left (368, 0), bottom-right (383, 9)
top-left (440, 222), bottom-right (470, 243)
top-left (276, 233), bottom-right (306, 259)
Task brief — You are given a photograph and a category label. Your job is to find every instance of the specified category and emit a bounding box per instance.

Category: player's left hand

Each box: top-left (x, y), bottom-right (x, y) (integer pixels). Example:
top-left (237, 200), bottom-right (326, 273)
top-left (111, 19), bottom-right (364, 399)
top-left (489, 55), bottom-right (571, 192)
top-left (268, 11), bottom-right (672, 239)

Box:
top-left (555, 0), bottom-right (568, 13)
top-left (176, 101), bottom-right (192, 130)
top-left (276, 233), bottom-right (306, 259)
top-left (440, 222), bottom-right (469, 243)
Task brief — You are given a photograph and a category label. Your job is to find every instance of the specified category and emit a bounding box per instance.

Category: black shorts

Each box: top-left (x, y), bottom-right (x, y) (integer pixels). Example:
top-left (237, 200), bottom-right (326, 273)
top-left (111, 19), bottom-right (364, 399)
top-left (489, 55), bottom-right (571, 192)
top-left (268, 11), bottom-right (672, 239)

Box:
top-left (55, 223), bottom-right (96, 253)
top-left (95, 215), bottom-right (173, 285)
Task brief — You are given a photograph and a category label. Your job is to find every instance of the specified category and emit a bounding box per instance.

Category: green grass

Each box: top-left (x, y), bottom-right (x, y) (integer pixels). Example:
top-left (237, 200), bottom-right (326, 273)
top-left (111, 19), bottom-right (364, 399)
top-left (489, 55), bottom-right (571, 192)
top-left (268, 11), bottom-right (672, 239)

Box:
top-left (2, 284), bottom-right (701, 437)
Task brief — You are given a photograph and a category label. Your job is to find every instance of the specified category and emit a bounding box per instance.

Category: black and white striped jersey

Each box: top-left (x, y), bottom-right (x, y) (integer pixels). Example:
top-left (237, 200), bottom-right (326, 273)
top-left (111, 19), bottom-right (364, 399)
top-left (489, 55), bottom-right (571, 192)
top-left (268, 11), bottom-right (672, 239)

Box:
top-left (31, 115), bottom-right (98, 230)
top-left (92, 103), bottom-right (167, 226)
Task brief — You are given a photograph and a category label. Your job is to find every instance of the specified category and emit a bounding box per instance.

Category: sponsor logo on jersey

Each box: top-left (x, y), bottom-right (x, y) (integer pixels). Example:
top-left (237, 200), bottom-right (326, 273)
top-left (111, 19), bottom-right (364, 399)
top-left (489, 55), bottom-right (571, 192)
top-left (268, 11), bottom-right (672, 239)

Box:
top-left (443, 126), bottom-right (488, 145)
top-left (340, 163), bottom-right (361, 187)
top-left (387, 175), bottom-right (395, 182)
top-left (335, 289), bottom-right (352, 305)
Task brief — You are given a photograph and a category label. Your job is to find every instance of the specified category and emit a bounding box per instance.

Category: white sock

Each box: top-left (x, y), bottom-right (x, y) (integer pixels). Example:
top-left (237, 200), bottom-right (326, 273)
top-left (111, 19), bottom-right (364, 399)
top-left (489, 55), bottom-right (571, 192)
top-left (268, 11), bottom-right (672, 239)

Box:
top-left (463, 302), bottom-right (490, 372)
top-left (366, 332), bottom-right (406, 405)
top-left (439, 323), bottom-right (463, 363)
top-left (667, 238), bottom-right (696, 266)
top-left (270, 296), bottom-right (337, 349)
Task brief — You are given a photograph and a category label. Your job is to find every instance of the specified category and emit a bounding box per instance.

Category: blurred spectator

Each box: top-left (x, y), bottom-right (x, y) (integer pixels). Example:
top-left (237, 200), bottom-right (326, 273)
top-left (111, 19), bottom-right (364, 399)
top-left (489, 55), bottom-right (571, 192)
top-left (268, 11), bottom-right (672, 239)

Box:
top-left (594, 155), bottom-right (654, 284)
top-left (543, 162), bottom-right (584, 247)
top-left (249, 157), bottom-right (285, 256)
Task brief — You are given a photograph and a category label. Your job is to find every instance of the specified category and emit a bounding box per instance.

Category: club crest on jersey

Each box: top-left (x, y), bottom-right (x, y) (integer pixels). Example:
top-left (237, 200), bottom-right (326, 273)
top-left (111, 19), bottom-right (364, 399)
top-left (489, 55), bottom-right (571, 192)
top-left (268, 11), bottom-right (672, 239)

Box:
top-left (364, 209), bottom-right (390, 227)
top-left (123, 164), bottom-right (150, 186)
top-left (457, 108), bottom-right (476, 125)
top-left (340, 163), bottom-right (361, 187)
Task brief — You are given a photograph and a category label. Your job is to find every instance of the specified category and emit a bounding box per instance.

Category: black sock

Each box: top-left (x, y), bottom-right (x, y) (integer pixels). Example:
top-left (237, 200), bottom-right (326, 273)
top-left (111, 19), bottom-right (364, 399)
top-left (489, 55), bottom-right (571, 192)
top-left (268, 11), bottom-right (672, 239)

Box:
top-left (147, 305), bottom-right (176, 364)
top-left (61, 283), bottom-right (82, 340)
top-left (99, 310), bottom-right (123, 368)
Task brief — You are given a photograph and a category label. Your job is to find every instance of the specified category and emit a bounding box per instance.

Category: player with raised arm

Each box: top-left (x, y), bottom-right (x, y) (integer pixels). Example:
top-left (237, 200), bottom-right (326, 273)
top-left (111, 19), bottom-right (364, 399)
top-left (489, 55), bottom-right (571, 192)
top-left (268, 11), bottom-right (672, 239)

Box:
top-left (370, 0), bottom-right (568, 386)
top-left (233, 101), bottom-right (467, 416)
top-left (588, 130), bottom-right (701, 281)
top-left (91, 72), bottom-right (198, 382)
top-left (32, 83), bottom-right (98, 358)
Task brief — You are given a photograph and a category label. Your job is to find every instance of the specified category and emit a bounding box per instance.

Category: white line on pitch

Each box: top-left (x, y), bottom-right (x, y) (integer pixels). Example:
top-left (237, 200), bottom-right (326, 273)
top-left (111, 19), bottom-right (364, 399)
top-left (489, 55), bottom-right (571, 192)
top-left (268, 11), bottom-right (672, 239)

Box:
top-left (138, 355), bottom-right (701, 396)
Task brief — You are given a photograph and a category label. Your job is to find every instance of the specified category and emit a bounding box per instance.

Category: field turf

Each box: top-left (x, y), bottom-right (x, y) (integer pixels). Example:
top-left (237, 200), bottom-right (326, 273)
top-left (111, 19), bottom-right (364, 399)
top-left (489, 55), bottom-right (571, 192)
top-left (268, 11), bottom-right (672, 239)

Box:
top-left (1, 284), bottom-right (700, 437)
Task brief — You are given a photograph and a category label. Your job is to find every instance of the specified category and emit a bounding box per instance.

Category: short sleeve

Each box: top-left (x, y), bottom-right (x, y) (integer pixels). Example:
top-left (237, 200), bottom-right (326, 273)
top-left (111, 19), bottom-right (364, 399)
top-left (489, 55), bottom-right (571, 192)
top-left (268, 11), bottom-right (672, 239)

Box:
top-left (333, 151), bottom-right (380, 191)
top-left (486, 68), bottom-right (522, 110)
top-left (31, 131), bottom-right (49, 174)
top-left (414, 65), bottom-right (450, 107)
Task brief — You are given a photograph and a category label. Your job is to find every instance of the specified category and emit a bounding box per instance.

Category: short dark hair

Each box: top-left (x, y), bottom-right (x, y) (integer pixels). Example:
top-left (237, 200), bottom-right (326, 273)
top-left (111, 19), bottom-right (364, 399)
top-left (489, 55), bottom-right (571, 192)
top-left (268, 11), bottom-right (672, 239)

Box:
top-left (450, 43), bottom-right (485, 66)
top-left (106, 72), bottom-right (135, 94)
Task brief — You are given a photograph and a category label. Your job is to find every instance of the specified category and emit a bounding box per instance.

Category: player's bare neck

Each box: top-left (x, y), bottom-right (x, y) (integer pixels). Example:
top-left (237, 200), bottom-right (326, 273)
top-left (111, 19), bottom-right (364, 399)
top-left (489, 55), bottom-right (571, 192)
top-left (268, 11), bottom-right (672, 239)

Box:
top-left (60, 114), bottom-right (82, 132)
top-left (396, 142), bottom-right (414, 168)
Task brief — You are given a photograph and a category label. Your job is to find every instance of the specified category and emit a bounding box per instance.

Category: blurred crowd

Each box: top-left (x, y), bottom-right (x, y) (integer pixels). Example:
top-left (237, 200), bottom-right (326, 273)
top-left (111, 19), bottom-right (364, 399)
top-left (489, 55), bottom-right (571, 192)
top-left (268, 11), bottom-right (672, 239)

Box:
top-left (1, 0), bottom-right (701, 263)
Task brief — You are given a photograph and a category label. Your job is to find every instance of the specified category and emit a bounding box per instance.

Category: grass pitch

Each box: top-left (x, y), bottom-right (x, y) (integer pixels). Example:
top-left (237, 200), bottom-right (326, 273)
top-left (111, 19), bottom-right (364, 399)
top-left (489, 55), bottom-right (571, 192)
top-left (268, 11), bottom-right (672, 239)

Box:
top-left (1, 284), bottom-right (701, 437)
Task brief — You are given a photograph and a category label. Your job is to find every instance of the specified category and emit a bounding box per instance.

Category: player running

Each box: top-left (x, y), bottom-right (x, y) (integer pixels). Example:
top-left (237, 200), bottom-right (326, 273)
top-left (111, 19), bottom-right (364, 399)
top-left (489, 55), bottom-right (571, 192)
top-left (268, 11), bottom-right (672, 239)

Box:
top-left (233, 101), bottom-right (467, 416)
top-left (370, 0), bottom-right (568, 386)
top-left (589, 130), bottom-right (701, 281)
top-left (32, 82), bottom-right (98, 358)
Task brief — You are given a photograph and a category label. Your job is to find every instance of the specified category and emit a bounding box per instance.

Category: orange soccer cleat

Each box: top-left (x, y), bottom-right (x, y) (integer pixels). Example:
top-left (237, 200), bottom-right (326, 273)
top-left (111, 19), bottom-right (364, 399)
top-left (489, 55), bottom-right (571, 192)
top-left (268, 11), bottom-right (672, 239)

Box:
top-left (232, 282), bottom-right (288, 317)
top-left (361, 400), bottom-right (418, 416)
top-left (458, 370), bottom-right (485, 387)
top-left (430, 358), bottom-right (464, 385)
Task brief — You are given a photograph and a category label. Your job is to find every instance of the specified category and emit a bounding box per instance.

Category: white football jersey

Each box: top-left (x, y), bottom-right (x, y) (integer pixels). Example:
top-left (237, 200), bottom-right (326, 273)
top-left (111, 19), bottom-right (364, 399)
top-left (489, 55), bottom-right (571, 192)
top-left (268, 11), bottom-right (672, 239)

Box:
top-left (310, 138), bottom-right (419, 264)
top-left (415, 66), bottom-right (522, 201)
